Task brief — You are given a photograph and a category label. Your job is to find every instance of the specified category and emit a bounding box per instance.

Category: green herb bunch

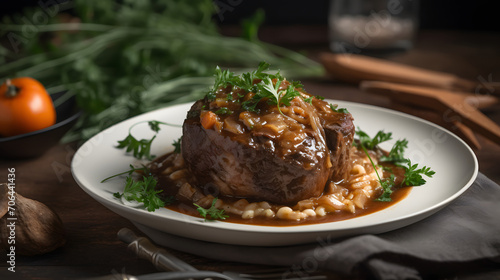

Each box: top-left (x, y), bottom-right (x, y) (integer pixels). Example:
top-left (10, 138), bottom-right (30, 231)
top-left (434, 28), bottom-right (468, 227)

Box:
top-left (0, 0), bottom-right (322, 143)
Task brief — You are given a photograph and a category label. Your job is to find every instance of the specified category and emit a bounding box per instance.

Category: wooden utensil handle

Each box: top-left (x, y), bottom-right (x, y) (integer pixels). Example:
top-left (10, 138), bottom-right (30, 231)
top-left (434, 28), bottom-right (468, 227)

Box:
top-left (320, 53), bottom-right (477, 92)
top-left (361, 81), bottom-right (500, 145)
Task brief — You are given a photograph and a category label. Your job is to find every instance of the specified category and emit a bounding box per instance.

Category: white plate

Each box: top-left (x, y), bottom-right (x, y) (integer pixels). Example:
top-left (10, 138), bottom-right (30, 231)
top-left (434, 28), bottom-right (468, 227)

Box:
top-left (71, 101), bottom-right (478, 246)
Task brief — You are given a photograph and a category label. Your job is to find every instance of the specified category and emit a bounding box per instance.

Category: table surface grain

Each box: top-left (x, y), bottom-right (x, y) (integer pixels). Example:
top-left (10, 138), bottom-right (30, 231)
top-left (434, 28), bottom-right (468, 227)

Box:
top-left (1, 28), bottom-right (499, 280)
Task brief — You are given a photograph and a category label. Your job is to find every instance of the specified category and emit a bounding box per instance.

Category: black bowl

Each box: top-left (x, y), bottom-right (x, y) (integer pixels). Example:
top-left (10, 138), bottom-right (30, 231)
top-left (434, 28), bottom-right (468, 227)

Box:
top-left (0, 91), bottom-right (82, 159)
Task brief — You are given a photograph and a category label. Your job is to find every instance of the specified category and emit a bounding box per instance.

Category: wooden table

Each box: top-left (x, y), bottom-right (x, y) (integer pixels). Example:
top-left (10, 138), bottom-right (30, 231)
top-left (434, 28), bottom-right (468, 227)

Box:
top-left (1, 29), bottom-right (499, 280)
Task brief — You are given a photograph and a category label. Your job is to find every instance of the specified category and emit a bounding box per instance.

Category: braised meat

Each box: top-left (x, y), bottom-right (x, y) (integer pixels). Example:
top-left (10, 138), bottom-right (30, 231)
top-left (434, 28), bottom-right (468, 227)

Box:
top-left (182, 65), bottom-right (354, 205)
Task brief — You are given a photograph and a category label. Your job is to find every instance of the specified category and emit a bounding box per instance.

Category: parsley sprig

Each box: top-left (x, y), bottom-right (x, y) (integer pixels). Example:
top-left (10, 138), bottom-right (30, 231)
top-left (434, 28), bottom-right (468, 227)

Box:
top-left (103, 165), bottom-right (174, 212)
top-left (354, 128), bottom-right (435, 201)
top-left (239, 63), bottom-right (303, 114)
top-left (113, 175), bottom-right (166, 212)
top-left (194, 198), bottom-right (229, 221)
top-left (259, 76), bottom-right (301, 115)
top-left (400, 159), bottom-right (436, 186)
top-left (106, 121), bottom-right (181, 212)
top-left (208, 62), bottom-right (351, 117)
top-left (304, 95), bottom-right (324, 104)
top-left (210, 61), bottom-right (271, 95)
top-left (116, 120), bottom-right (181, 160)
top-left (329, 104), bottom-right (349, 114)
top-left (172, 137), bottom-right (182, 154)
top-left (355, 129), bottom-right (392, 150)
top-left (209, 62), bottom-right (307, 114)
top-left (380, 139), bottom-right (409, 164)
top-left (242, 76), bottom-right (302, 114)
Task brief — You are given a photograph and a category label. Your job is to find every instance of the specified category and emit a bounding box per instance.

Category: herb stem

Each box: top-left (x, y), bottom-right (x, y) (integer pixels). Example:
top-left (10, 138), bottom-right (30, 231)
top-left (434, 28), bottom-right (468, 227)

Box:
top-left (52, 90), bottom-right (76, 108)
top-left (128, 121), bottom-right (182, 133)
top-left (0, 22), bottom-right (116, 33)
top-left (101, 166), bottom-right (147, 183)
top-left (359, 144), bottom-right (383, 183)
top-left (17, 30), bottom-right (133, 77)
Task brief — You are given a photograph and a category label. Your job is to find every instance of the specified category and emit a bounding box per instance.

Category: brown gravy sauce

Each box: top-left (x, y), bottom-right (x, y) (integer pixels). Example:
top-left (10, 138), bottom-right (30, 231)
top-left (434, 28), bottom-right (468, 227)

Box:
top-left (166, 186), bottom-right (411, 227)
top-left (152, 148), bottom-right (413, 227)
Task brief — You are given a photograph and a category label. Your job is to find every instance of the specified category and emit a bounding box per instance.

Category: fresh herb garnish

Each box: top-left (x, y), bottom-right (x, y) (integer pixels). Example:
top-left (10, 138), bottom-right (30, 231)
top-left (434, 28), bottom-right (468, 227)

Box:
top-left (206, 91), bottom-right (217, 101)
top-left (148, 120), bottom-right (162, 133)
top-left (113, 175), bottom-right (167, 212)
top-left (212, 66), bottom-right (238, 93)
top-left (304, 95), bottom-right (325, 104)
top-left (355, 129), bottom-right (392, 150)
top-left (400, 159), bottom-right (436, 187)
top-left (355, 128), bottom-right (435, 201)
top-left (117, 134), bottom-right (157, 161)
top-left (242, 72), bottom-right (301, 115)
top-left (256, 73), bottom-right (303, 110)
top-left (172, 137), bottom-right (182, 154)
top-left (380, 139), bottom-right (409, 164)
top-left (101, 164), bottom-right (148, 183)
top-left (116, 120), bottom-right (181, 160)
top-left (240, 61), bottom-right (272, 91)
top-left (214, 107), bottom-right (233, 115)
top-left (212, 61), bottom-right (271, 94)
top-left (359, 143), bottom-right (395, 201)
top-left (329, 104), bottom-right (349, 114)
top-left (279, 85), bottom-right (302, 107)
top-left (377, 174), bottom-right (396, 202)
top-left (259, 76), bottom-right (291, 115)
top-left (209, 62), bottom-right (306, 115)
top-left (194, 198), bottom-right (229, 221)
top-left (103, 165), bottom-right (174, 212)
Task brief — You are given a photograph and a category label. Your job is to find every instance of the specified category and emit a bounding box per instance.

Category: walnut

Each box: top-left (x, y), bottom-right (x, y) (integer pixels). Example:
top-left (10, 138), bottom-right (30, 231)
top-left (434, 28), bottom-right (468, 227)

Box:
top-left (0, 183), bottom-right (66, 255)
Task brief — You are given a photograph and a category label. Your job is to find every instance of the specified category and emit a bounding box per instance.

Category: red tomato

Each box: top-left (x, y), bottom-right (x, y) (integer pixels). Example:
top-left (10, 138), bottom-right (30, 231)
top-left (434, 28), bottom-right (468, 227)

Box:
top-left (0, 77), bottom-right (56, 137)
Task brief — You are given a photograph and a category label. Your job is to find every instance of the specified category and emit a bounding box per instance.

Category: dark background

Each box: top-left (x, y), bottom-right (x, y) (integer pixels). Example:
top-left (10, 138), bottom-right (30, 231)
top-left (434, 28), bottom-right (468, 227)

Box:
top-left (213, 0), bottom-right (500, 32)
top-left (1, 0), bottom-right (499, 31)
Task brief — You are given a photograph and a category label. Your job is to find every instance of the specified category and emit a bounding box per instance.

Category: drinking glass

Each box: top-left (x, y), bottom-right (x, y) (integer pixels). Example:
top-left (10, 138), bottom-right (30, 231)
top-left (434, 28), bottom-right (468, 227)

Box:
top-left (329, 0), bottom-right (419, 55)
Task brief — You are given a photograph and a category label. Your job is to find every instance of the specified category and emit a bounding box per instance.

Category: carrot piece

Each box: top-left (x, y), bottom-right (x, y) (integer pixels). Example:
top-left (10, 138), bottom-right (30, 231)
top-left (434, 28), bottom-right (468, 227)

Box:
top-left (200, 110), bottom-right (217, 129)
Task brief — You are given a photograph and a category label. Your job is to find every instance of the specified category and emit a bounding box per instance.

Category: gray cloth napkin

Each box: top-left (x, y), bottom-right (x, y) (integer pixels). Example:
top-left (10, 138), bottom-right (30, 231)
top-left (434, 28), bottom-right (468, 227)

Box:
top-left (138, 173), bottom-right (500, 280)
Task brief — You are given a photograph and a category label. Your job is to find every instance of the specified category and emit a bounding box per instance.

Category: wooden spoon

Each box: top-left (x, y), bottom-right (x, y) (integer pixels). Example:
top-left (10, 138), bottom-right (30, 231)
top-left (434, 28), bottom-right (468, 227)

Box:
top-left (360, 81), bottom-right (500, 145)
top-left (320, 52), bottom-right (500, 96)
top-left (389, 101), bottom-right (481, 150)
